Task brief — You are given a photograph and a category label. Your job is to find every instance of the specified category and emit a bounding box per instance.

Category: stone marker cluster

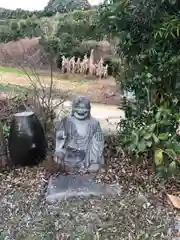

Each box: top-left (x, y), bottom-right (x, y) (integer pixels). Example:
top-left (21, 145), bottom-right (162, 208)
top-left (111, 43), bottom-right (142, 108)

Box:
top-left (61, 49), bottom-right (108, 79)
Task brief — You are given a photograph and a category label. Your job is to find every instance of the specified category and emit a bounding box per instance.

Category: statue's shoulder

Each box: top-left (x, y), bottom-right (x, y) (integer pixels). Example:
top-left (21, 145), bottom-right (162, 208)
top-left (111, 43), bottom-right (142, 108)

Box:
top-left (90, 116), bottom-right (99, 123)
top-left (90, 117), bottom-right (101, 128)
top-left (62, 115), bottom-right (76, 127)
top-left (55, 115), bottom-right (72, 130)
top-left (61, 115), bottom-right (71, 121)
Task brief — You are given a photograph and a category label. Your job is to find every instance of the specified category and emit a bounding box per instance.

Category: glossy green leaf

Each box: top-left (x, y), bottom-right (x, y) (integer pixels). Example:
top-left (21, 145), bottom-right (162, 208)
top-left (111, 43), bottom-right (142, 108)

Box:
top-left (177, 26), bottom-right (180, 37)
top-left (146, 141), bottom-right (152, 147)
top-left (158, 133), bottom-right (169, 141)
top-left (132, 131), bottom-right (139, 145)
top-left (146, 73), bottom-right (152, 78)
top-left (148, 124), bottom-right (156, 132)
top-left (155, 111), bottom-right (161, 121)
top-left (154, 149), bottom-right (163, 165)
top-left (165, 148), bottom-right (176, 159)
top-left (166, 142), bottom-right (180, 154)
top-left (144, 133), bottom-right (152, 140)
top-left (156, 166), bottom-right (165, 178)
top-left (175, 114), bottom-right (180, 120)
top-left (168, 161), bottom-right (177, 173)
top-left (159, 120), bottom-right (170, 126)
top-left (138, 141), bottom-right (146, 152)
top-left (152, 134), bottom-right (159, 144)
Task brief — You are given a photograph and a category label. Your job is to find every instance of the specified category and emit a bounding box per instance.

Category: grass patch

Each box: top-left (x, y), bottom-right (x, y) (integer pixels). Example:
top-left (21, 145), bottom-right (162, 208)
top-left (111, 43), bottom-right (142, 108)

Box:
top-left (0, 66), bottom-right (34, 76)
top-left (0, 83), bottom-right (29, 94)
top-left (0, 66), bottom-right (96, 84)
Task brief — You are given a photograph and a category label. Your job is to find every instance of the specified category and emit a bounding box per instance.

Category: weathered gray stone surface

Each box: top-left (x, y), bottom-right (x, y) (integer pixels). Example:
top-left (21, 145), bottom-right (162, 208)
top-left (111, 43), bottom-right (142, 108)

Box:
top-left (46, 174), bottom-right (122, 203)
top-left (55, 96), bottom-right (105, 173)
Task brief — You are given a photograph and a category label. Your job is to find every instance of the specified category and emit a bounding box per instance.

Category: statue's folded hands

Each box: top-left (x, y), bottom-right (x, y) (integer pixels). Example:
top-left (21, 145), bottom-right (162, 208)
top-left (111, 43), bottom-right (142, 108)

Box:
top-left (56, 131), bottom-right (66, 139)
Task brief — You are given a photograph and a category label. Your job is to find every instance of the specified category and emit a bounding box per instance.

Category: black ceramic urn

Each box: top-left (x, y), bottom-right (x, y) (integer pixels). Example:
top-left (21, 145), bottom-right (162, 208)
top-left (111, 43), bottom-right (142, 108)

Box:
top-left (8, 111), bottom-right (47, 166)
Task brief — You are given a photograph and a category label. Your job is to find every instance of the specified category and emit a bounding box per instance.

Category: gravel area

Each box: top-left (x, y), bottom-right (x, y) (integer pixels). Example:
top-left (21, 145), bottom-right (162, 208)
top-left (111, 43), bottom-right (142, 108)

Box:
top-left (0, 163), bottom-right (176, 240)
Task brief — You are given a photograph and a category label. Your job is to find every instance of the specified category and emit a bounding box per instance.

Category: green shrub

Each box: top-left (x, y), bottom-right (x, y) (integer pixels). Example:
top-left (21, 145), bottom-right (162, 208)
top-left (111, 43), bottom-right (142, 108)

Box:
top-left (104, 56), bottom-right (121, 76)
top-left (100, 0), bottom-right (180, 177)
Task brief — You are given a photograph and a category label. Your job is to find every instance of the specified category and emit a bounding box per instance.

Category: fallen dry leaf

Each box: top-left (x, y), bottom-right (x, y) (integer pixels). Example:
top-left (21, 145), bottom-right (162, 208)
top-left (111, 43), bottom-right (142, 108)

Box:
top-left (167, 194), bottom-right (180, 209)
top-left (173, 191), bottom-right (180, 196)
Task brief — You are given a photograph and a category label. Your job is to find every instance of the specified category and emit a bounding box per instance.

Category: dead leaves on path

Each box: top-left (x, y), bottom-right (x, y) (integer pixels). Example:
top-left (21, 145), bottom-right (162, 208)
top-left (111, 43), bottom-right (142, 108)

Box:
top-left (167, 193), bottom-right (180, 209)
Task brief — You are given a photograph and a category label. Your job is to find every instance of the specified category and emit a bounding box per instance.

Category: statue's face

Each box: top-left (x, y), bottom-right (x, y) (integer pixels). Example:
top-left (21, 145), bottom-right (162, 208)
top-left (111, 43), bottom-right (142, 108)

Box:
top-left (72, 96), bottom-right (91, 120)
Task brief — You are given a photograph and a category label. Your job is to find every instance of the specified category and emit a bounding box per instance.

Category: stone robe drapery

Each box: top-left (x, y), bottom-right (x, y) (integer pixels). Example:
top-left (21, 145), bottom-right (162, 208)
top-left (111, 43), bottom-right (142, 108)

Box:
top-left (55, 116), bottom-right (104, 169)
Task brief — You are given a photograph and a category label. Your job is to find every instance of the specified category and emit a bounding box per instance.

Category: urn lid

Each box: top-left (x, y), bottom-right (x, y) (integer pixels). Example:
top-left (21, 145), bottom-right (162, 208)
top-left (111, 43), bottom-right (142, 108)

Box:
top-left (14, 111), bottom-right (34, 117)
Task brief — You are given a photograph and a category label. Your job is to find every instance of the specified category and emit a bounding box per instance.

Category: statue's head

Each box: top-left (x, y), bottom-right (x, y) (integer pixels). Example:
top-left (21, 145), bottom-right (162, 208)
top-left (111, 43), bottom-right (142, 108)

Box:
top-left (72, 96), bottom-right (91, 120)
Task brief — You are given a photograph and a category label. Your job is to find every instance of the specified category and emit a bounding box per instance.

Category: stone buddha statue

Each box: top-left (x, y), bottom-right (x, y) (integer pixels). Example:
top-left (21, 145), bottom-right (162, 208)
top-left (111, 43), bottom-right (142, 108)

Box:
top-left (54, 96), bottom-right (104, 173)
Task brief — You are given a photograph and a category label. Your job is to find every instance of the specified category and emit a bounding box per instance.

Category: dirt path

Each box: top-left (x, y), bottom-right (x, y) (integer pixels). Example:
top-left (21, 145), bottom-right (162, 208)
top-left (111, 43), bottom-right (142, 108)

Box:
top-left (0, 70), bottom-right (123, 133)
top-left (0, 72), bottom-right (121, 105)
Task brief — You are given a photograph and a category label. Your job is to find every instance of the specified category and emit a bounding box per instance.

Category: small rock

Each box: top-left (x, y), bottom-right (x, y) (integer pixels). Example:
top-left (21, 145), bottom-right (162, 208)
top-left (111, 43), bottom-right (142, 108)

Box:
top-left (105, 91), bottom-right (116, 98)
top-left (135, 193), bottom-right (149, 206)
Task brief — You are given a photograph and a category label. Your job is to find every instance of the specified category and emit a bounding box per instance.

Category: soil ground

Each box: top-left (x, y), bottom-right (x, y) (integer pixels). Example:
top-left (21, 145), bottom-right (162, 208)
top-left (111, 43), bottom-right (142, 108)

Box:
top-left (0, 67), bottom-right (122, 133)
top-left (0, 162), bottom-right (175, 240)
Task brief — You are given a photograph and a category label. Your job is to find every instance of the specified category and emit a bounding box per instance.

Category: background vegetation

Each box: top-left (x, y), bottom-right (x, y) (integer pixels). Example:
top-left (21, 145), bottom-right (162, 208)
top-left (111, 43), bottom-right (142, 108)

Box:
top-left (0, 0), bottom-right (105, 62)
top-left (0, 0), bottom-right (91, 19)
